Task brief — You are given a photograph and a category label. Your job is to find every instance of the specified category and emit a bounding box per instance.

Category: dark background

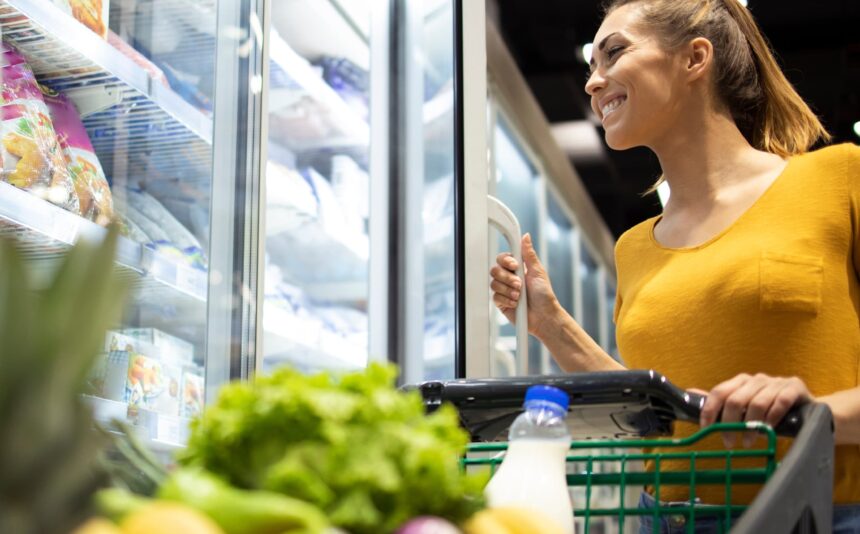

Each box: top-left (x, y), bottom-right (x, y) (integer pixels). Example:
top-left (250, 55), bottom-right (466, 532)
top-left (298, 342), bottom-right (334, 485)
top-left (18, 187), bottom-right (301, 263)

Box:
top-left (489, 0), bottom-right (860, 238)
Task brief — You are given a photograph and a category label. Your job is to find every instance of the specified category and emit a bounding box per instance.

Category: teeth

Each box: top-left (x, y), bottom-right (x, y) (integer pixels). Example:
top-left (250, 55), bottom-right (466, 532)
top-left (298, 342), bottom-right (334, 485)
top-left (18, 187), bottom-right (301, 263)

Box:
top-left (602, 96), bottom-right (625, 118)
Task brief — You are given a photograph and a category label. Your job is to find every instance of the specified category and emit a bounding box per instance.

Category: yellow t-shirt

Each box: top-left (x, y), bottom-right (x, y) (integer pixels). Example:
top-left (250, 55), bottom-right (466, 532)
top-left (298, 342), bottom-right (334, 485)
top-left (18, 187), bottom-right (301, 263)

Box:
top-left (614, 143), bottom-right (860, 505)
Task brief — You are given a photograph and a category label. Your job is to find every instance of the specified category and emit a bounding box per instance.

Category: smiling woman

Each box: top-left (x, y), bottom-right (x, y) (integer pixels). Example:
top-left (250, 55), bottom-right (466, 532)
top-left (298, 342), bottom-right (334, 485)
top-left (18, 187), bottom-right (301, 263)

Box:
top-left (489, 0), bottom-right (860, 532)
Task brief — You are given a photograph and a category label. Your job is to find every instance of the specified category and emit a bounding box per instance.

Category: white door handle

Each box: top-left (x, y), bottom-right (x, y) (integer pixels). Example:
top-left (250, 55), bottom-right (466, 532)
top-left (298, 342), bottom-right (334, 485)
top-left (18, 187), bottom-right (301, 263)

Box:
top-left (488, 195), bottom-right (528, 377)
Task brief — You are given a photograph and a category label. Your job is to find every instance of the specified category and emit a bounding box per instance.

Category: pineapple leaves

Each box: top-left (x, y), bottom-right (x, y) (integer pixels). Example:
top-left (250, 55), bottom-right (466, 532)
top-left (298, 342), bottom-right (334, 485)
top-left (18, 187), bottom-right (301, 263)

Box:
top-left (0, 225), bottom-right (131, 534)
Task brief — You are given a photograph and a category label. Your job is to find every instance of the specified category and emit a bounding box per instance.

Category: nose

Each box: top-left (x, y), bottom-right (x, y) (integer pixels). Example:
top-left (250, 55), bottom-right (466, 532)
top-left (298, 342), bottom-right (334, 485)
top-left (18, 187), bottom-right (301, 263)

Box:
top-left (585, 69), bottom-right (606, 97)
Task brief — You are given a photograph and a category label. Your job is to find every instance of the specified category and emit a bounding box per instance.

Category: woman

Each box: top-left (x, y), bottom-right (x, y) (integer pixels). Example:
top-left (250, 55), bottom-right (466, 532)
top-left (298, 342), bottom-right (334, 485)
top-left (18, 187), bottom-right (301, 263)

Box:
top-left (490, 0), bottom-right (860, 531)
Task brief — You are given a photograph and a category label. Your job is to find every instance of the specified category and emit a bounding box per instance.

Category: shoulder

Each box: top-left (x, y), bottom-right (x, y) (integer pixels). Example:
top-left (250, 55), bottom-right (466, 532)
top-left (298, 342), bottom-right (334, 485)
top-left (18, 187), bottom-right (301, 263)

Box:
top-left (615, 216), bottom-right (659, 258)
top-left (793, 142), bottom-right (860, 172)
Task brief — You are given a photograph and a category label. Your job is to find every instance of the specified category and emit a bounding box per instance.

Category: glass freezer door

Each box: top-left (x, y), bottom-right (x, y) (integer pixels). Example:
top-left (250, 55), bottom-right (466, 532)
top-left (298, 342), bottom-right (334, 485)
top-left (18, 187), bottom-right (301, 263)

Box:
top-left (261, 0), bottom-right (459, 381)
top-left (0, 0), bottom-right (264, 450)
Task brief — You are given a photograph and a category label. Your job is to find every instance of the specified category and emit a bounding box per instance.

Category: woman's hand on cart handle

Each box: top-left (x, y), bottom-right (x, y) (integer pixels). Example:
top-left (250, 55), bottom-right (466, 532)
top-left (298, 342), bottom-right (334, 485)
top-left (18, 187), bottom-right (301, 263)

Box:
top-left (490, 233), bottom-right (561, 338)
top-left (695, 373), bottom-right (813, 446)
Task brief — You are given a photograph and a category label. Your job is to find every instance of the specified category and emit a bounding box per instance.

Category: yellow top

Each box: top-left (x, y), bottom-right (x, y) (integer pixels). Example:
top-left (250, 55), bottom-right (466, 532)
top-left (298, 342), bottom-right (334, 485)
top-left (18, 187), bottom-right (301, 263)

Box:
top-left (614, 143), bottom-right (860, 505)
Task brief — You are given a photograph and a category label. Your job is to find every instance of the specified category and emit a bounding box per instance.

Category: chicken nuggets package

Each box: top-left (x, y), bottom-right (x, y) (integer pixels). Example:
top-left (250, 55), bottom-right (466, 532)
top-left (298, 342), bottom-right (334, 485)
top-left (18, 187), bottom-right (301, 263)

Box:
top-left (52, 0), bottom-right (109, 39)
top-left (1, 54), bottom-right (79, 213)
top-left (42, 86), bottom-right (114, 224)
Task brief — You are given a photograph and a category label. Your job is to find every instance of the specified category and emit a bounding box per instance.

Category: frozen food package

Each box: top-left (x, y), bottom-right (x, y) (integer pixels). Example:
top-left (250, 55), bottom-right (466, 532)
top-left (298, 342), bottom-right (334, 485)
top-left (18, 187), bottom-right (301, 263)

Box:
top-left (148, 361), bottom-right (182, 417)
top-left (119, 328), bottom-right (194, 365)
top-left (106, 31), bottom-right (169, 87)
top-left (125, 353), bottom-right (165, 410)
top-left (1, 60), bottom-right (79, 213)
top-left (51, 0), bottom-right (109, 39)
top-left (126, 188), bottom-right (203, 252)
top-left (42, 86), bottom-right (114, 224)
top-left (181, 368), bottom-right (204, 419)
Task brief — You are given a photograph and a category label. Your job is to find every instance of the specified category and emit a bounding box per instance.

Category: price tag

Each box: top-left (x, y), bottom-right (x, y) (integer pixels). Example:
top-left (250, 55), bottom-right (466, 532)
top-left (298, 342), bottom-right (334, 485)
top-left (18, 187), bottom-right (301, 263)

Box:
top-left (176, 264), bottom-right (207, 300)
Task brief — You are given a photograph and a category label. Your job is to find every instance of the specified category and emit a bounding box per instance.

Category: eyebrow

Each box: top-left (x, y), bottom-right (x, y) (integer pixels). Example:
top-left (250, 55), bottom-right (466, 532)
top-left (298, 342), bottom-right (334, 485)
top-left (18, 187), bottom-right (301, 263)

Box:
top-left (588, 32), bottom-right (620, 73)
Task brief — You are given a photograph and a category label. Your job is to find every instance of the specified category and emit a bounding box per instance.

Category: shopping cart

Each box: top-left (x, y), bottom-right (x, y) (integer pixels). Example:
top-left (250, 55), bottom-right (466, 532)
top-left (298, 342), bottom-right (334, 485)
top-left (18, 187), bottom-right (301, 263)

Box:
top-left (415, 371), bottom-right (834, 534)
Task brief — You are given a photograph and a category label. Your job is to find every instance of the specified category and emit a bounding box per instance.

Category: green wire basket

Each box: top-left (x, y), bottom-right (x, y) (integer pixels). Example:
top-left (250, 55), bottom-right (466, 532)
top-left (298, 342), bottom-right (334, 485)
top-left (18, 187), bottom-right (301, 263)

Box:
top-left (464, 412), bottom-right (831, 534)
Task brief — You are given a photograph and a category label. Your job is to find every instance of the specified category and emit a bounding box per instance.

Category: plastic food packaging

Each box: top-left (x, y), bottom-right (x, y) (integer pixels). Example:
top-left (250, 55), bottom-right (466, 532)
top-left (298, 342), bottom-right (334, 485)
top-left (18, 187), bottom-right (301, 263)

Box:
top-left (42, 86), bottom-right (114, 224)
top-left (181, 368), bottom-right (204, 419)
top-left (51, 0), bottom-right (109, 39)
top-left (119, 327), bottom-right (194, 366)
top-left (1, 53), bottom-right (79, 213)
top-left (484, 385), bottom-right (575, 534)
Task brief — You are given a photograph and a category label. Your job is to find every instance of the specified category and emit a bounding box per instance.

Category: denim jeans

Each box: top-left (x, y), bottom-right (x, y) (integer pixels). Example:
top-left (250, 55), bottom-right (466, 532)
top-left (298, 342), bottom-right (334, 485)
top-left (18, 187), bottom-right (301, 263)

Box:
top-left (637, 492), bottom-right (860, 533)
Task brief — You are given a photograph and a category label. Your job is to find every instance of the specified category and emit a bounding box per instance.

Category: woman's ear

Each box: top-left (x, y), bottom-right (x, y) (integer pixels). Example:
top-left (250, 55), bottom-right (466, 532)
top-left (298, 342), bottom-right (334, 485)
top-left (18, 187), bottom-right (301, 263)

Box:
top-left (685, 36), bottom-right (714, 82)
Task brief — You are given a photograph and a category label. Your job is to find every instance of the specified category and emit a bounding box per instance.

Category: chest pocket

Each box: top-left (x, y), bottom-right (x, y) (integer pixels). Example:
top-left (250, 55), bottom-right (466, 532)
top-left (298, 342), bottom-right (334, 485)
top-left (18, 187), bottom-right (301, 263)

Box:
top-left (759, 252), bottom-right (823, 314)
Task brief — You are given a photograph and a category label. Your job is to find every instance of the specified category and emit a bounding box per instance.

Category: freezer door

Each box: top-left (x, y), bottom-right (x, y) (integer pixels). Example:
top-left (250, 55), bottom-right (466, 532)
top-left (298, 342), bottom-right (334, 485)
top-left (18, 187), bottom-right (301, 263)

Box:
top-left (0, 0), bottom-right (265, 451)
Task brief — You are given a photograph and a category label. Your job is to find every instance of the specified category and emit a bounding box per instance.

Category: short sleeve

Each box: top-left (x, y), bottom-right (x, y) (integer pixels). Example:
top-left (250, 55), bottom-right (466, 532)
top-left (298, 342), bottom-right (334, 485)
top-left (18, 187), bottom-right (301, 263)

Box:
top-left (846, 144), bottom-right (860, 278)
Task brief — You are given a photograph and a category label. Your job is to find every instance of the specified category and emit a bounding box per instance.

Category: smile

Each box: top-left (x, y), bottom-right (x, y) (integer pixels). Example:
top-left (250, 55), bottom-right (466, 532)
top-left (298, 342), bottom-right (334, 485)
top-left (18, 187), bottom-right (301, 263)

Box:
top-left (601, 96), bottom-right (626, 119)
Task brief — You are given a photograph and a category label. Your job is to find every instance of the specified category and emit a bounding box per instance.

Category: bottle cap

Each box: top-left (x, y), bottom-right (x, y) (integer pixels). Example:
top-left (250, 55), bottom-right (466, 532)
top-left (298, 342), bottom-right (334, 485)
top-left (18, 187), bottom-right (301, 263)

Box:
top-left (524, 385), bottom-right (569, 411)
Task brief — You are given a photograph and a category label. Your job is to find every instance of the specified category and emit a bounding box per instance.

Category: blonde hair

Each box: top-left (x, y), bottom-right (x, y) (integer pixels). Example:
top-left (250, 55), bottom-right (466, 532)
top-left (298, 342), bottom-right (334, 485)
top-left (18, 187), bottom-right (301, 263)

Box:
top-left (602, 0), bottom-right (831, 193)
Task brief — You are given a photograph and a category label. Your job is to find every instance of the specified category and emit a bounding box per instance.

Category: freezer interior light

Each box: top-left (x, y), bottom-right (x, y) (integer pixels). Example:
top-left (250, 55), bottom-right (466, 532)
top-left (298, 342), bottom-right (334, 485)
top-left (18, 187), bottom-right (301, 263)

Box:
top-left (853, 121), bottom-right (860, 139)
top-left (582, 43), bottom-right (594, 64)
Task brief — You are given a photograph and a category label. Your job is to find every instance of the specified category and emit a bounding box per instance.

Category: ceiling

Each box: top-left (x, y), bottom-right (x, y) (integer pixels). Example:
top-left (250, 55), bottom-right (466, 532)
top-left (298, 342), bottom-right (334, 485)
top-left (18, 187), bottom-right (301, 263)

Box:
top-left (490, 0), bottom-right (860, 238)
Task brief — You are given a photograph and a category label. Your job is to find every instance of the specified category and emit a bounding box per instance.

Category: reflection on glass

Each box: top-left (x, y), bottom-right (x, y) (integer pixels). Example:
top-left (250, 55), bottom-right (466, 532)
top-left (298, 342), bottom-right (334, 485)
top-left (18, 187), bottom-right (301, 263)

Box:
top-left (420, 0), bottom-right (457, 380)
top-left (545, 192), bottom-right (573, 375)
top-left (263, 1), bottom-right (371, 373)
top-left (580, 239), bottom-right (601, 343)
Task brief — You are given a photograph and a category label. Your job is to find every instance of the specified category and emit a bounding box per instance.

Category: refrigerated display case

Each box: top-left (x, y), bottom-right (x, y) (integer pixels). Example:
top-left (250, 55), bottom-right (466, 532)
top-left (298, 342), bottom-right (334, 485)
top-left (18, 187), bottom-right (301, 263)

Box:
top-left (0, 0), bottom-right (264, 450)
top-left (261, 0), bottom-right (459, 383)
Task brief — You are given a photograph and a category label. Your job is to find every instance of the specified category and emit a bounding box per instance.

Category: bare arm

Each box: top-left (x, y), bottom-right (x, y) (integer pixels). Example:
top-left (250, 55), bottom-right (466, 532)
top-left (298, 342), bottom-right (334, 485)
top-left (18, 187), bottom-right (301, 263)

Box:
top-left (532, 301), bottom-right (626, 372)
top-left (818, 387), bottom-right (860, 445)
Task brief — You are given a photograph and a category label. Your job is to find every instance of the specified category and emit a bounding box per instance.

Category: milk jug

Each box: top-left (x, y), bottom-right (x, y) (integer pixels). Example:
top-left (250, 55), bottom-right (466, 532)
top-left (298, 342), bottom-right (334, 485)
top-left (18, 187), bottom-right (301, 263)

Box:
top-left (484, 385), bottom-right (574, 534)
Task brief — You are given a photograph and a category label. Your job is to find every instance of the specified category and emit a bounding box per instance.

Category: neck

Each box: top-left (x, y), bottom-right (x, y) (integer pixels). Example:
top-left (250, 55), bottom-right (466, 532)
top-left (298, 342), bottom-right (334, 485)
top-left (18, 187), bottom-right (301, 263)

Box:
top-left (648, 103), bottom-right (781, 214)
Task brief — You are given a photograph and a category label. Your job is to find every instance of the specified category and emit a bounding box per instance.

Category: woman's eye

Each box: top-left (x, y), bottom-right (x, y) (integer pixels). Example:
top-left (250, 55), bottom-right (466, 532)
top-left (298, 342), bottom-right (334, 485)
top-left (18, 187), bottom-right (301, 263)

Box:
top-left (607, 46), bottom-right (624, 59)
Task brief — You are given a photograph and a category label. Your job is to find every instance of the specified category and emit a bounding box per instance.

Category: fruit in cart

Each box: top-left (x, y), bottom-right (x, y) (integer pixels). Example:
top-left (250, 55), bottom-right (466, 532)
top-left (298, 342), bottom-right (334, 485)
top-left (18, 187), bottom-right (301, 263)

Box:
top-left (70, 518), bottom-right (123, 534)
top-left (179, 363), bottom-right (487, 534)
top-left (157, 468), bottom-right (329, 534)
top-left (0, 226), bottom-right (130, 534)
top-left (120, 502), bottom-right (224, 534)
top-left (462, 507), bottom-right (565, 534)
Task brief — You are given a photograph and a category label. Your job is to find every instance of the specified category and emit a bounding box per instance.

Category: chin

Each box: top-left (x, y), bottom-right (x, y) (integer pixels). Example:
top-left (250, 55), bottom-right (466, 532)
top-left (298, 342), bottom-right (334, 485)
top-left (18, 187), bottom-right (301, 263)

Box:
top-left (603, 130), bottom-right (637, 151)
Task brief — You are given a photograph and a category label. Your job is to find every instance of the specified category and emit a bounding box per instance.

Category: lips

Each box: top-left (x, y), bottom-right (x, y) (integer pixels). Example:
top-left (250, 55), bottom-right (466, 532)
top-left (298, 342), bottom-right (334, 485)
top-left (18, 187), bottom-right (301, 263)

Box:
top-left (600, 95), bottom-right (627, 121)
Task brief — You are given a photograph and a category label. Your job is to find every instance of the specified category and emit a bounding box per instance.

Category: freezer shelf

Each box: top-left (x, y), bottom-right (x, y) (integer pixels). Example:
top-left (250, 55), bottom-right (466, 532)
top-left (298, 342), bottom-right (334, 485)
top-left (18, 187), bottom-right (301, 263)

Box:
top-left (0, 182), bottom-right (206, 305)
top-left (0, 0), bottom-right (214, 187)
top-left (86, 395), bottom-right (189, 452)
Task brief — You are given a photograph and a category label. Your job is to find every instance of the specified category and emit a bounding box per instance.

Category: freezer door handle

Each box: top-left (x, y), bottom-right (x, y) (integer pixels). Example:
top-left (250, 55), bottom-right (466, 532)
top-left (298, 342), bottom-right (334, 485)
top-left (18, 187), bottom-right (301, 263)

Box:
top-left (488, 195), bottom-right (528, 377)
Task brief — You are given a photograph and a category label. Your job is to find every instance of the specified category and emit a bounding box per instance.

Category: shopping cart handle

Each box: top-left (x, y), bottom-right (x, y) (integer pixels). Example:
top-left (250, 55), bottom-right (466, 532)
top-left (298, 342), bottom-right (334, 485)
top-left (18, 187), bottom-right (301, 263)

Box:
top-left (682, 391), bottom-right (805, 438)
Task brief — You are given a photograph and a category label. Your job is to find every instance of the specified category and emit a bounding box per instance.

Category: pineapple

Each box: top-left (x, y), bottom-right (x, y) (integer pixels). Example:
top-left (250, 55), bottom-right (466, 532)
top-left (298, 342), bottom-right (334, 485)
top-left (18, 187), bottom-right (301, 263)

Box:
top-left (0, 225), bottom-right (130, 534)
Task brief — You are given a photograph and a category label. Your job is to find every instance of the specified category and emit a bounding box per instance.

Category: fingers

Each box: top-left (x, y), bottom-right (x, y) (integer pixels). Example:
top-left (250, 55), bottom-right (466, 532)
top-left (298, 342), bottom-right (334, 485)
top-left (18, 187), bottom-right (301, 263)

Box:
top-left (763, 377), bottom-right (811, 428)
top-left (490, 279), bottom-right (520, 307)
top-left (700, 373), bottom-right (751, 428)
top-left (495, 252), bottom-right (519, 272)
top-left (700, 373), bottom-right (814, 449)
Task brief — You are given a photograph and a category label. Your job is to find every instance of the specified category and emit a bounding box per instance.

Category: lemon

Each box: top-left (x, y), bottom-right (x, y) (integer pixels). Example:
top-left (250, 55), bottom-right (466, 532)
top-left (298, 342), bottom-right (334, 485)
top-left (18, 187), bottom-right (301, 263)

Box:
top-left (70, 518), bottom-right (123, 534)
top-left (120, 502), bottom-right (224, 534)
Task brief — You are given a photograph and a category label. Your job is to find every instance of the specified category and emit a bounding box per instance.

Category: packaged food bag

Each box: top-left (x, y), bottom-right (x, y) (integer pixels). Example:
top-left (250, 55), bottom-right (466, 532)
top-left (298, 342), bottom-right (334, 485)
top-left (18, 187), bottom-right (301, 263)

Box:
top-left (51, 0), bottom-right (109, 39)
top-left (42, 86), bottom-right (114, 224)
top-left (1, 59), bottom-right (79, 213)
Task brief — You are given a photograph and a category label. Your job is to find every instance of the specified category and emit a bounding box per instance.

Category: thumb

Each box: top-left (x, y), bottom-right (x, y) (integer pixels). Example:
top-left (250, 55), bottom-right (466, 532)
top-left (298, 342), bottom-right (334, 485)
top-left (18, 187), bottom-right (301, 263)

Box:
top-left (521, 233), bottom-right (544, 274)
